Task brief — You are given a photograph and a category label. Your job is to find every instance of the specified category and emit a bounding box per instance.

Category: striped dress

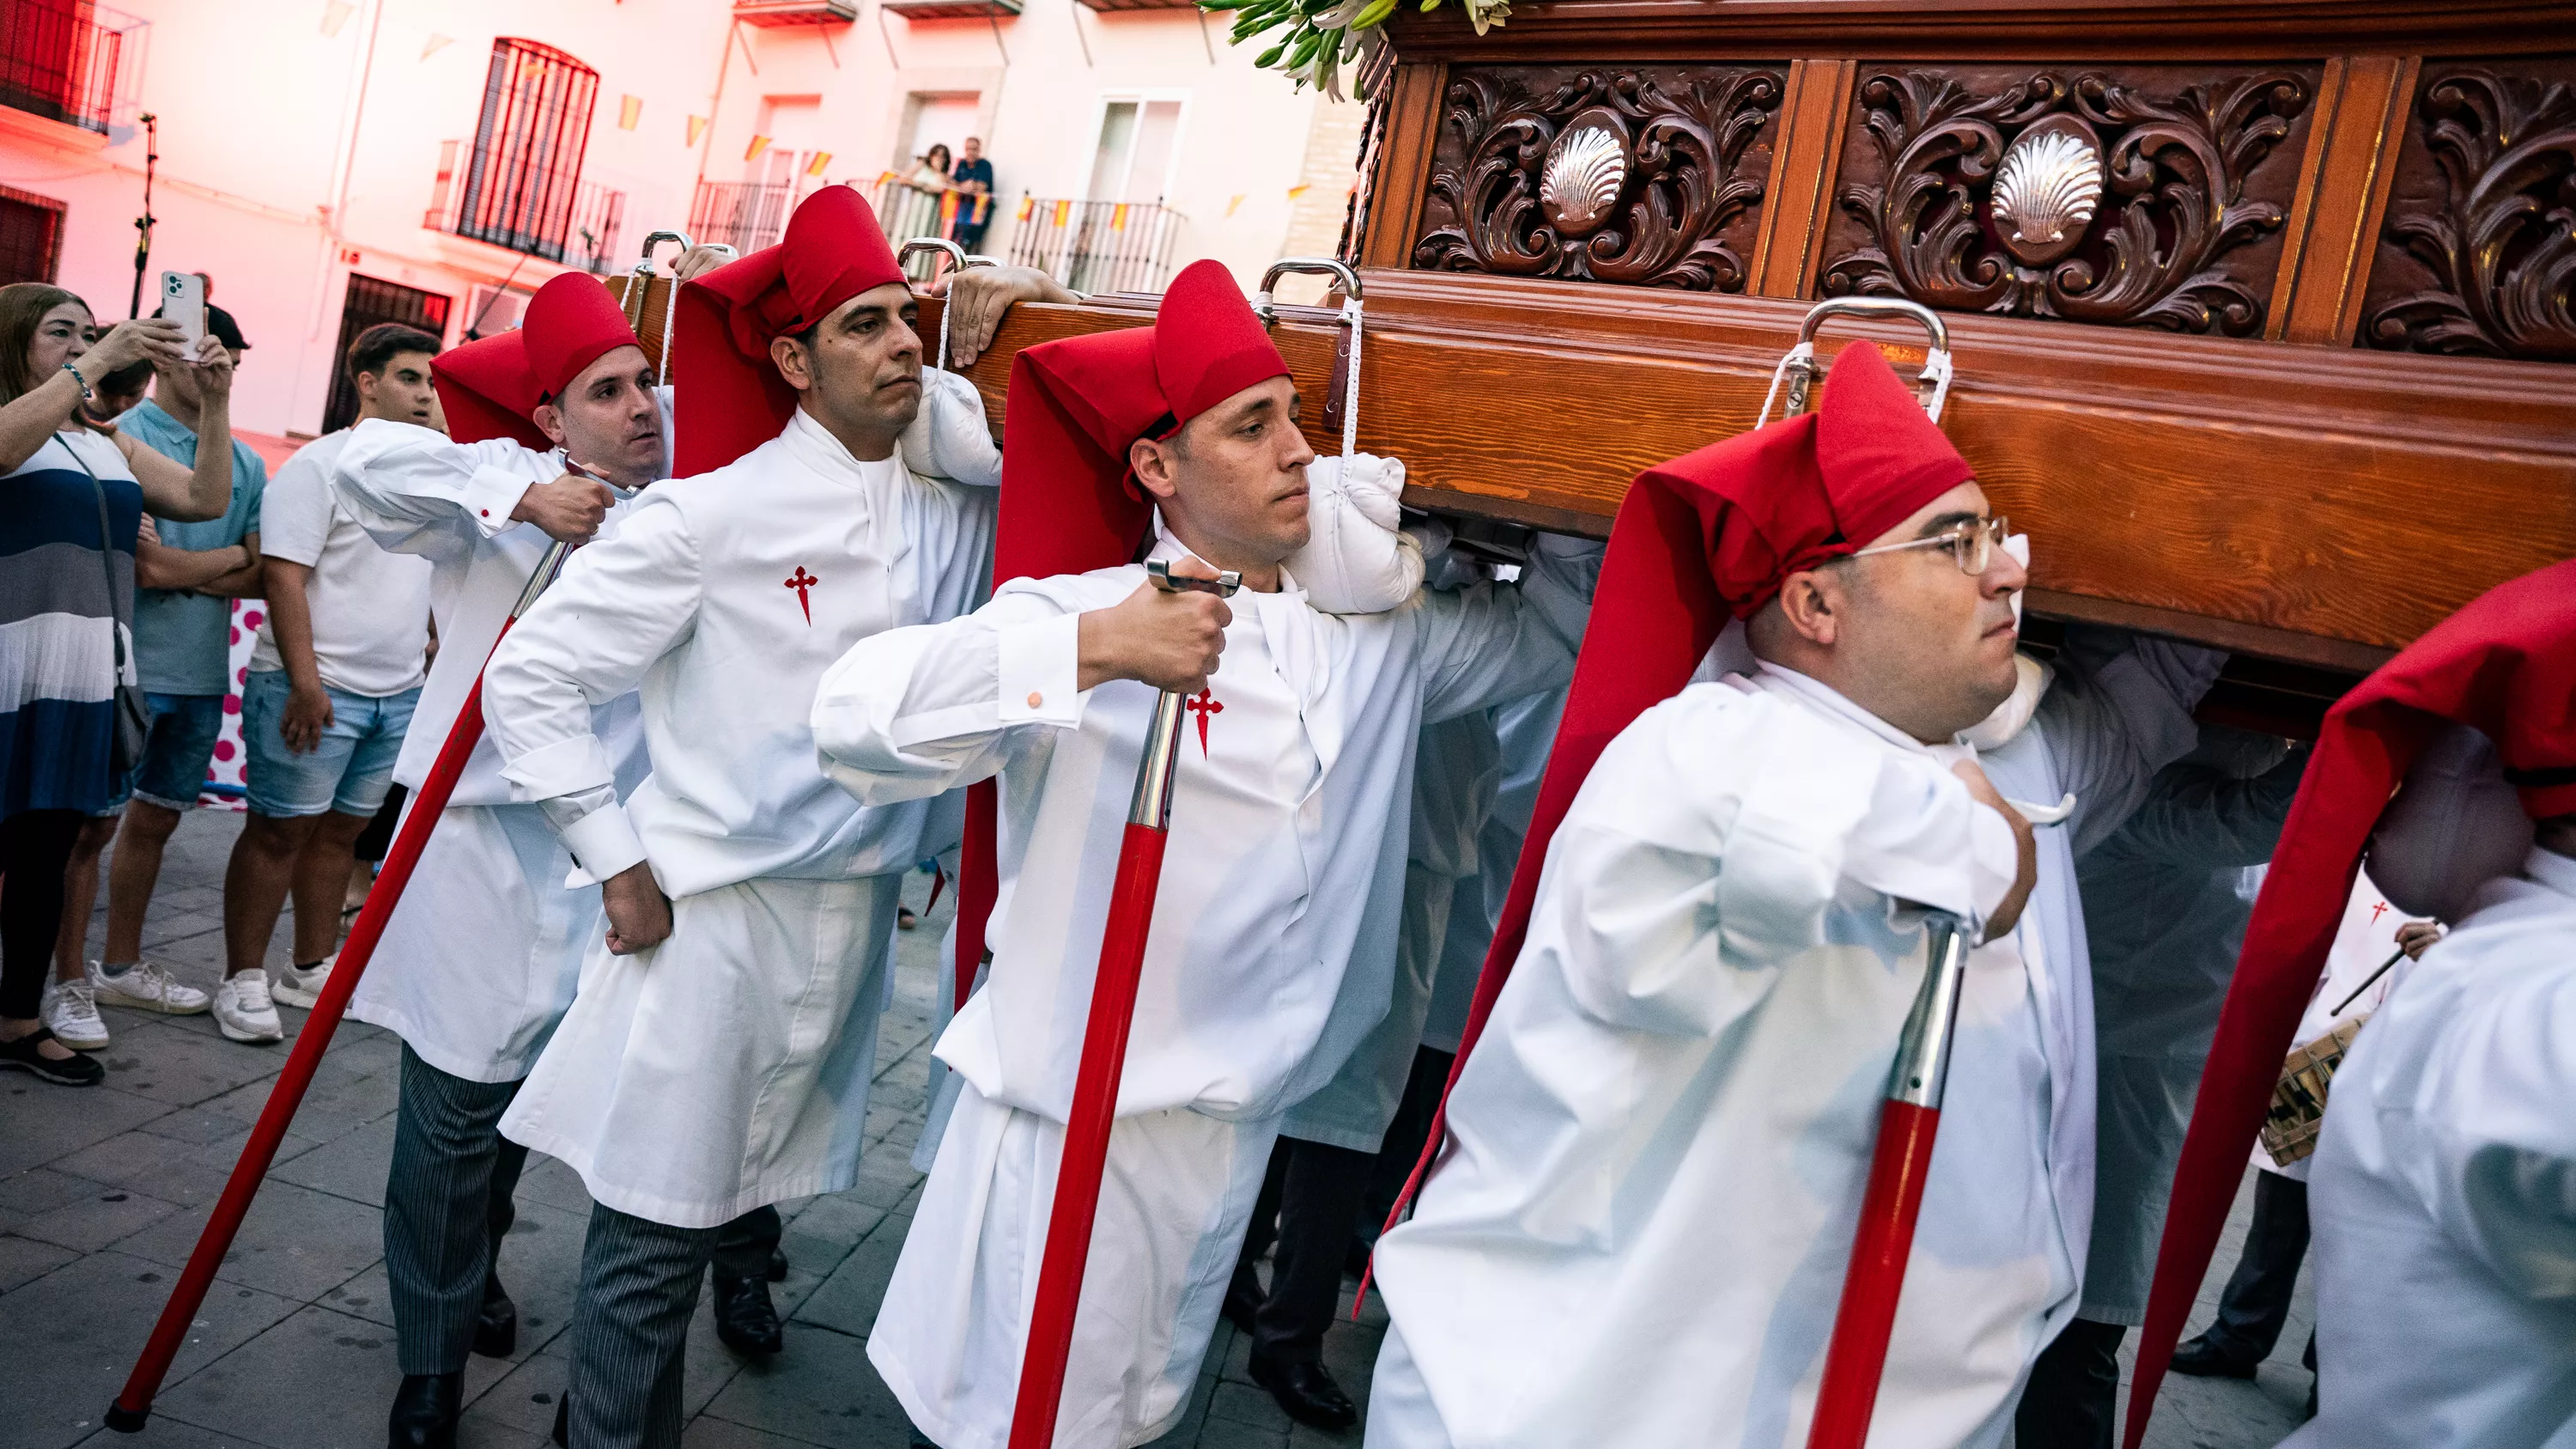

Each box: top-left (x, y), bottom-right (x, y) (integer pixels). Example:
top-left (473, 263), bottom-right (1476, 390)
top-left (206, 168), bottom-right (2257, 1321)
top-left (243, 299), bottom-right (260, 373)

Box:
top-left (1, 428), bottom-right (140, 818)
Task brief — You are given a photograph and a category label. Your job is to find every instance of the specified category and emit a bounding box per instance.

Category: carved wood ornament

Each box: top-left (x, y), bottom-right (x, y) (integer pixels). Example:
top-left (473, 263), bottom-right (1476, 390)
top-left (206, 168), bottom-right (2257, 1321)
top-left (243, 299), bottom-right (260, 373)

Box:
top-left (2363, 69), bottom-right (2576, 362)
top-left (1413, 66), bottom-right (1785, 292)
top-left (1820, 68), bottom-right (2314, 335)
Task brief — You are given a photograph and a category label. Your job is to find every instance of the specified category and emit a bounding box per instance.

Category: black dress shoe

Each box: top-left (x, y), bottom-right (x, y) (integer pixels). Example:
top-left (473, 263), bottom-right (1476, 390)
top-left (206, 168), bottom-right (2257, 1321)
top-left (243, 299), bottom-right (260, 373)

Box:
top-left (1249, 1354), bottom-right (1358, 1430)
top-left (473, 1269), bottom-right (518, 1358)
top-left (387, 1371), bottom-right (463, 1449)
top-left (550, 1396), bottom-right (568, 1447)
top-left (2170, 1335), bottom-right (2262, 1379)
top-left (713, 1269), bottom-right (785, 1355)
top-left (768, 1245), bottom-right (788, 1282)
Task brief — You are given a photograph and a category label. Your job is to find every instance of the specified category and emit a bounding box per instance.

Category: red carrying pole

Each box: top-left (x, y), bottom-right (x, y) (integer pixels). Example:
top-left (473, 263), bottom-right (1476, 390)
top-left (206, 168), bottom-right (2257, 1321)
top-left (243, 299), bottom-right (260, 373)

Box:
top-left (1804, 913), bottom-right (1970, 1449)
top-left (106, 543), bottom-right (572, 1433)
top-left (1005, 562), bottom-right (1233, 1449)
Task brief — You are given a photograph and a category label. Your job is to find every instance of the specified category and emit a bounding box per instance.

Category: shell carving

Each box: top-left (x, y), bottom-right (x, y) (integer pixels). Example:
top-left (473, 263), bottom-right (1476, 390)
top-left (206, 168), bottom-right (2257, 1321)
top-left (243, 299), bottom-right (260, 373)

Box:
top-left (1991, 123), bottom-right (2103, 266)
top-left (1540, 119), bottom-right (1627, 236)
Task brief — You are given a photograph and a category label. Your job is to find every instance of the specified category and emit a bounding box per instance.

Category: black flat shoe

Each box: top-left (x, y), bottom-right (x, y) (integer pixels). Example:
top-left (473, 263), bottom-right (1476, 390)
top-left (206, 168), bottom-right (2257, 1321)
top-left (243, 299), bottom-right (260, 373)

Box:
top-left (387, 1371), bottom-right (463, 1449)
top-left (713, 1269), bottom-right (784, 1356)
top-left (2170, 1335), bottom-right (2262, 1380)
top-left (0, 1028), bottom-right (103, 1087)
top-left (1249, 1353), bottom-right (1357, 1430)
top-left (768, 1245), bottom-right (788, 1282)
top-left (473, 1269), bottom-right (518, 1358)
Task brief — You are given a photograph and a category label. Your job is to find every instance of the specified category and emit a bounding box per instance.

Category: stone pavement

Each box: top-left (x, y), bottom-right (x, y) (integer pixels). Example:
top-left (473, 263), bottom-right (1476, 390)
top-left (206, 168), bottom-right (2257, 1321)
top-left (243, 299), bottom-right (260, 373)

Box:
top-left (1, 810), bottom-right (2312, 1449)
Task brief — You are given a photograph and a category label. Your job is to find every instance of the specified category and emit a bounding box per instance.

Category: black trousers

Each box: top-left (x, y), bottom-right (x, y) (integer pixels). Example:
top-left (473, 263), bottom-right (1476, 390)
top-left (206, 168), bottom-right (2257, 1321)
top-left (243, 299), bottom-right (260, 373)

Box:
top-left (385, 1046), bottom-right (531, 1374)
top-left (1235, 1045), bottom-right (1456, 1367)
top-left (2015, 1317), bottom-right (2124, 1449)
top-left (2194, 1171), bottom-right (2310, 1362)
top-left (1, 809), bottom-right (82, 1020)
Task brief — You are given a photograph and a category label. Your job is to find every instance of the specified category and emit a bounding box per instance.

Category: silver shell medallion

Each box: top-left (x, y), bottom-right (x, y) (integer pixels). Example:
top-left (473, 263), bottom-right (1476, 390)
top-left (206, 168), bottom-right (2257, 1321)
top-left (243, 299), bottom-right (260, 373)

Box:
top-left (1991, 119), bottom-right (2104, 266)
top-left (1540, 113), bottom-right (1628, 237)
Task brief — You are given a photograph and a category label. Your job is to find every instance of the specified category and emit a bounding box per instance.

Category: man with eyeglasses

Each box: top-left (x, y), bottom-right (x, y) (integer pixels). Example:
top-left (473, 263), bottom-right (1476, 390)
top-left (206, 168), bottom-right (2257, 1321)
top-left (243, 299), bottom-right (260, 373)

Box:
top-left (1364, 343), bottom-right (2224, 1449)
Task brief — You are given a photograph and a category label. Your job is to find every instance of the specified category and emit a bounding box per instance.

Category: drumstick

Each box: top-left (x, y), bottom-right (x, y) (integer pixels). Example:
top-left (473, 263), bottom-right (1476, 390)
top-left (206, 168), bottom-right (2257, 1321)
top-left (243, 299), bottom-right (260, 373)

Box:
top-left (2330, 946), bottom-right (2409, 1018)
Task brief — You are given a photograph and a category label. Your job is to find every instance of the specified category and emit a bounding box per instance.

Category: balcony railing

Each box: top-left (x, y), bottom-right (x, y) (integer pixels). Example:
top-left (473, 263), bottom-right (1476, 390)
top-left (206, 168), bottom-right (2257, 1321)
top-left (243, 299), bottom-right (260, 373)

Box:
top-left (1006, 195), bottom-right (1181, 295)
top-left (0, 0), bottom-right (144, 136)
top-left (425, 138), bottom-right (625, 272)
top-left (688, 179), bottom-right (793, 255)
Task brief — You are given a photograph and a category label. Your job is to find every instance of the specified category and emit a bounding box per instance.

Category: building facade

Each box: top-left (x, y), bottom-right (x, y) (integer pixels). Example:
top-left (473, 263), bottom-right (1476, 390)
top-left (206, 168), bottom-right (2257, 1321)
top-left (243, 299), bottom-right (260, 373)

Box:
top-left (0, 0), bottom-right (1358, 441)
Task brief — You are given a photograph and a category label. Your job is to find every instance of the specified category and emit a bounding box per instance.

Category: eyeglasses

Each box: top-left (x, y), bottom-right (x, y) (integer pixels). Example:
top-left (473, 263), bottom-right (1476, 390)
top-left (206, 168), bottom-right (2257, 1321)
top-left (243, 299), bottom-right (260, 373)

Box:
top-left (1849, 514), bottom-right (2013, 576)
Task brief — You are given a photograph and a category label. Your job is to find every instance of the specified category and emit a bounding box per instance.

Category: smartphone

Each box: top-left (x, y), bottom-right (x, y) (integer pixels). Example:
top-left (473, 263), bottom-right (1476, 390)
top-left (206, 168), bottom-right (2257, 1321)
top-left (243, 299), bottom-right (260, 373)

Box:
top-left (161, 271), bottom-right (206, 356)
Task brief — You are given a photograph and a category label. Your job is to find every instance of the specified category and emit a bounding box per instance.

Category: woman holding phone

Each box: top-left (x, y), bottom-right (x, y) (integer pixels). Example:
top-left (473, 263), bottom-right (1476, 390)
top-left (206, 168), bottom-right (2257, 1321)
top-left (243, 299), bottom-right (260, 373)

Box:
top-left (0, 283), bottom-right (234, 1085)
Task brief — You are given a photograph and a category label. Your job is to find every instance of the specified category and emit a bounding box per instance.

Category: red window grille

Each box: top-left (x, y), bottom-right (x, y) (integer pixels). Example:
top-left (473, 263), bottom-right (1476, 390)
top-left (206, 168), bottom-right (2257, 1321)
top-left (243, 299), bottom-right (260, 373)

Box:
top-left (456, 38), bottom-right (600, 262)
top-left (0, 186), bottom-right (66, 285)
top-left (0, 0), bottom-right (122, 134)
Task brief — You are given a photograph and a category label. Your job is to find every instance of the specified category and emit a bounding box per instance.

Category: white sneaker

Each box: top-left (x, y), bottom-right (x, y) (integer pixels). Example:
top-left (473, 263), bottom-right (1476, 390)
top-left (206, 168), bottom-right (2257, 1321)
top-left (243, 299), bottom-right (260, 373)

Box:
top-left (40, 977), bottom-right (109, 1050)
top-left (271, 955), bottom-right (335, 1009)
top-left (88, 959), bottom-right (213, 1016)
top-left (212, 973), bottom-right (285, 1044)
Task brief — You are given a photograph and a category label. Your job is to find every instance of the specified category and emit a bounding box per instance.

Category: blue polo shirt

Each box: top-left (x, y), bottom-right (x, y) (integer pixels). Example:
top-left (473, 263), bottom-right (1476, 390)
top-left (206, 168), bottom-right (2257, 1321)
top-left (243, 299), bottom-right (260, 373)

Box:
top-left (118, 399), bottom-right (267, 696)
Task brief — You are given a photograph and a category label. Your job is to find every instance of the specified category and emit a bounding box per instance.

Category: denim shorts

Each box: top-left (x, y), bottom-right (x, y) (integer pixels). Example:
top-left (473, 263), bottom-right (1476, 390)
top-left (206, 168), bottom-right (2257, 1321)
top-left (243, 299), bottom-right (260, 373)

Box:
top-left (103, 692), bottom-right (227, 813)
top-left (240, 669), bottom-right (420, 819)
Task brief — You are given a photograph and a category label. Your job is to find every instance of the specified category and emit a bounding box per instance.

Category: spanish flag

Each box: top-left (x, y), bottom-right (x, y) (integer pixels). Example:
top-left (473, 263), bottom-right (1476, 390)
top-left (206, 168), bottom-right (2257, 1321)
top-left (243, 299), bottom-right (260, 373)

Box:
top-left (805, 150), bottom-right (832, 177)
top-left (744, 135), bottom-right (772, 163)
top-left (617, 94), bottom-right (642, 131)
top-left (1052, 198), bottom-right (1072, 228)
top-left (1017, 196), bottom-right (1035, 222)
top-left (1109, 203), bottom-right (1129, 231)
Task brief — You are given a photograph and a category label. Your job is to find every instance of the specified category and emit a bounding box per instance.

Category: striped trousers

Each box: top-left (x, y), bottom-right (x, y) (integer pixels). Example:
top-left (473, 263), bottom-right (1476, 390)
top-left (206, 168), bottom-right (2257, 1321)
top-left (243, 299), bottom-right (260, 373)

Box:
top-left (385, 1045), bottom-right (532, 1375)
top-left (566, 1202), bottom-right (779, 1448)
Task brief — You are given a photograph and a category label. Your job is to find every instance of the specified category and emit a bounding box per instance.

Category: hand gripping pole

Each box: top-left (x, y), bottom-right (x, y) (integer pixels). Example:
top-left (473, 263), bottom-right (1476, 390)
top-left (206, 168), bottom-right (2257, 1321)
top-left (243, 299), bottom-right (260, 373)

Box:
top-left (1005, 561), bottom-right (1239, 1449)
top-left (1803, 910), bottom-right (1971, 1449)
top-left (105, 541), bottom-right (575, 1433)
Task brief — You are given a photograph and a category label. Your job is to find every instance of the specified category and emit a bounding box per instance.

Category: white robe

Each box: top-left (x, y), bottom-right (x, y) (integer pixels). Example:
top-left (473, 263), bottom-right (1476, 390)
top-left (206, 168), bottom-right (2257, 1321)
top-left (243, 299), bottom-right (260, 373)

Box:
top-left (2282, 845), bottom-right (2576, 1449)
top-left (484, 408), bottom-right (996, 1227)
top-left (331, 419), bottom-right (653, 1083)
top-left (1368, 636), bottom-right (2216, 1449)
top-left (811, 527), bottom-right (1596, 1449)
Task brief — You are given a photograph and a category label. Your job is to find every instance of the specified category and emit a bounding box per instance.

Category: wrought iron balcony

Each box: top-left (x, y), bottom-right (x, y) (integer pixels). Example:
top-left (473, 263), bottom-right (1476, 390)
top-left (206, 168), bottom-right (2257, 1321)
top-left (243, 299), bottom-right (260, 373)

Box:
top-left (425, 138), bottom-right (626, 272)
top-left (1006, 195), bottom-right (1182, 295)
top-left (0, 0), bottom-right (143, 137)
top-left (732, 0), bottom-right (860, 23)
top-left (688, 179), bottom-right (794, 256)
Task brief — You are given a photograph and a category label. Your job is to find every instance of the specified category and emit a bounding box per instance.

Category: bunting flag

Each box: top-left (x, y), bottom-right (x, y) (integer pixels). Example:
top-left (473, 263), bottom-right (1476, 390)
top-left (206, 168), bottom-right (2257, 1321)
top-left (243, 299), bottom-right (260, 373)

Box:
top-left (1051, 198), bottom-right (1072, 228)
top-left (618, 94), bottom-right (642, 130)
top-left (319, 0), bottom-right (355, 37)
top-left (687, 114), bottom-right (710, 147)
top-left (939, 190), bottom-right (961, 226)
top-left (1225, 193), bottom-right (1247, 217)
top-left (1286, 183), bottom-right (1313, 201)
top-left (1109, 202), bottom-right (1129, 231)
top-left (420, 32), bottom-right (453, 59)
top-left (805, 150), bottom-right (833, 177)
top-left (744, 135), bottom-right (772, 162)
top-left (1017, 195), bottom-right (1035, 222)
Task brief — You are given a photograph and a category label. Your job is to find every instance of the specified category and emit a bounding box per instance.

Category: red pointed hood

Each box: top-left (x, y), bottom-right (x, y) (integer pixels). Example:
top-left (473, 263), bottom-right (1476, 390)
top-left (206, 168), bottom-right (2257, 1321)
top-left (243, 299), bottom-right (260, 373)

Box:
top-left (430, 331), bottom-right (547, 451)
top-left (2124, 556), bottom-right (2576, 1447)
top-left (669, 186), bottom-right (908, 476)
top-left (521, 271), bottom-right (644, 399)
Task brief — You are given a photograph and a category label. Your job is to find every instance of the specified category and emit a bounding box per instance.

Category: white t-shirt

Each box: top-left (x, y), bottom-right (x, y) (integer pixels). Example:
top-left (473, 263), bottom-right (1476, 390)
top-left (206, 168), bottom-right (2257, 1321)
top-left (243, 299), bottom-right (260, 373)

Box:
top-left (252, 429), bottom-right (433, 697)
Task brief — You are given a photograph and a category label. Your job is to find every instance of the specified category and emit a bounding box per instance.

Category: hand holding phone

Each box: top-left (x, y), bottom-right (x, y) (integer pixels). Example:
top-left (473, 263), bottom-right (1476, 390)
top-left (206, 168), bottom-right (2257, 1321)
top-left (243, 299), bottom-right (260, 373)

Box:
top-left (160, 271), bottom-right (206, 356)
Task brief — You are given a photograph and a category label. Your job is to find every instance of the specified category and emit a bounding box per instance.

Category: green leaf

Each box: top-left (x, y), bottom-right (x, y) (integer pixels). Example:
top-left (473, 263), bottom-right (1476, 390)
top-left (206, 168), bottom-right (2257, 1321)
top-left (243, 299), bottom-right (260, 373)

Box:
top-left (1255, 40), bottom-right (1289, 65)
top-left (1350, 0), bottom-right (1397, 27)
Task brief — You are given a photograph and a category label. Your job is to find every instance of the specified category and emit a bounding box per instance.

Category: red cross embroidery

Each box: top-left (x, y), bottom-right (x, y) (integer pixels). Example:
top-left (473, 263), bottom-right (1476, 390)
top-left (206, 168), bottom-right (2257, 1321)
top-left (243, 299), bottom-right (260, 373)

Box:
top-left (1185, 687), bottom-right (1223, 757)
top-left (784, 567), bottom-right (819, 624)
top-left (2369, 899), bottom-right (2388, 927)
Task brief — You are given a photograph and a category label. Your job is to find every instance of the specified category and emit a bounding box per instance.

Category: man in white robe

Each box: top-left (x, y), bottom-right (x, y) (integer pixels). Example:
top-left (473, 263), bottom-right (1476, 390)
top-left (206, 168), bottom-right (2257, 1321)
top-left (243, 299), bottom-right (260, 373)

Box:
top-left (480, 188), bottom-right (1003, 1449)
top-left (808, 259), bottom-right (1597, 1449)
top-left (2119, 560), bottom-right (2576, 1447)
top-left (1366, 342), bottom-right (2218, 1448)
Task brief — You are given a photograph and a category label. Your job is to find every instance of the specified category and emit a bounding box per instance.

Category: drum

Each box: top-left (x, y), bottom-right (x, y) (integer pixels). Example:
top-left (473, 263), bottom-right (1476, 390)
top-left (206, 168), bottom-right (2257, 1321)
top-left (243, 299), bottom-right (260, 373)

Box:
top-left (2260, 1016), bottom-right (2366, 1166)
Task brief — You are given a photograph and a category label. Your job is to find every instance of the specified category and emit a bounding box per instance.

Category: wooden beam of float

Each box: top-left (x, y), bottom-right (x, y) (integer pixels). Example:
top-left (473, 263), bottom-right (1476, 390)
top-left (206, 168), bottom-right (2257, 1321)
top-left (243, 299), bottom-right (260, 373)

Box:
top-left (909, 278), bottom-right (2573, 679)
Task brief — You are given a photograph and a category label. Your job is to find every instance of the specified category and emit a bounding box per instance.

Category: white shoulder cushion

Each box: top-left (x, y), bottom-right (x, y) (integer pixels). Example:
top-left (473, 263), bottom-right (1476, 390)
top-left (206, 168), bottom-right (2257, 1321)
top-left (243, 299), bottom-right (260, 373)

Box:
top-left (900, 368), bottom-right (1003, 488)
top-left (1287, 451), bottom-right (1424, 616)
